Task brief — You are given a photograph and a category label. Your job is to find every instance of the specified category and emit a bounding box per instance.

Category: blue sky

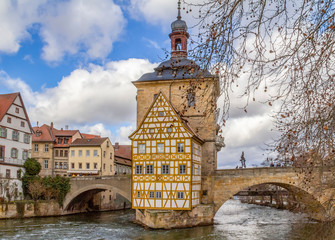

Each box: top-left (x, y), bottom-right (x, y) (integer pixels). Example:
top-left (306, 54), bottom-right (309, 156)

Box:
top-left (0, 0), bottom-right (277, 168)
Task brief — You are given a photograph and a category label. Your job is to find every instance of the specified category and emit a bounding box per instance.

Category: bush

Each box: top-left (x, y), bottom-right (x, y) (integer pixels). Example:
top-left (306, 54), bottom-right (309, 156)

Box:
top-left (42, 176), bottom-right (70, 205)
top-left (23, 158), bottom-right (41, 176)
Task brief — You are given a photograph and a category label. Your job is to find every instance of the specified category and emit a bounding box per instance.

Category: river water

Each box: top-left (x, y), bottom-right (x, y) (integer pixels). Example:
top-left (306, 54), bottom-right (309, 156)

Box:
top-left (0, 200), bottom-right (334, 240)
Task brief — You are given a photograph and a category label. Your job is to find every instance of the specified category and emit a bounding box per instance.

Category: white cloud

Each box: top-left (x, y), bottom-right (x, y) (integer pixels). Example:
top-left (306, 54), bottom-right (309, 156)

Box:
top-left (115, 125), bottom-right (135, 144)
top-left (0, 0), bottom-right (45, 54)
top-left (0, 0), bottom-right (126, 62)
top-left (78, 123), bottom-right (112, 139)
top-left (0, 58), bottom-right (157, 143)
top-left (40, 0), bottom-right (126, 62)
top-left (127, 0), bottom-right (201, 32)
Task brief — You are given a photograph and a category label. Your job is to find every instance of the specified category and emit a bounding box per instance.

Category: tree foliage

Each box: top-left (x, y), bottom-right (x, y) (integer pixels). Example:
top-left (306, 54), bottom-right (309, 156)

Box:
top-left (186, 0), bottom-right (335, 162)
top-left (23, 158), bottom-right (41, 176)
top-left (22, 159), bottom-right (70, 205)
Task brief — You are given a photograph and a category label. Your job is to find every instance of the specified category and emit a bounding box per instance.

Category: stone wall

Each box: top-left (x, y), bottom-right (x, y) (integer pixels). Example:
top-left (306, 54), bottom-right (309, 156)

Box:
top-left (0, 201), bottom-right (64, 219)
top-left (135, 204), bottom-right (215, 229)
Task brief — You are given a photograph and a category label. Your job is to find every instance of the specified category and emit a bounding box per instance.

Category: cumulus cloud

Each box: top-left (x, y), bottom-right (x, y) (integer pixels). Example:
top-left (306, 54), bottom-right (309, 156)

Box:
top-left (0, 58), bottom-right (157, 142)
top-left (0, 0), bottom-right (45, 54)
top-left (40, 0), bottom-right (126, 62)
top-left (0, 0), bottom-right (126, 62)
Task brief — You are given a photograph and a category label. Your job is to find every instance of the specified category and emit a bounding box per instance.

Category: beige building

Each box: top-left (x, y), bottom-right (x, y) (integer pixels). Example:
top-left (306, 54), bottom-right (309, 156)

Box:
top-left (113, 143), bottom-right (132, 175)
top-left (68, 138), bottom-right (114, 176)
top-left (32, 123), bottom-right (83, 177)
top-left (32, 124), bottom-right (54, 176)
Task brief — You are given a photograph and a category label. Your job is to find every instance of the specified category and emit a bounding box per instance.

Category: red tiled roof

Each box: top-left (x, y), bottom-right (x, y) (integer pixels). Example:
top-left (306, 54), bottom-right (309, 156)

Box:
top-left (0, 92), bottom-right (19, 122)
top-left (113, 144), bottom-right (132, 160)
top-left (82, 133), bottom-right (101, 139)
top-left (114, 156), bottom-right (132, 166)
top-left (32, 124), bottom-right (54, 142)
top-left (0, 92), bottom-right (33, 133)
top-left (53, 129), bottom-right (79, 136)
top-left (71, 137), bottom-right (109, 146)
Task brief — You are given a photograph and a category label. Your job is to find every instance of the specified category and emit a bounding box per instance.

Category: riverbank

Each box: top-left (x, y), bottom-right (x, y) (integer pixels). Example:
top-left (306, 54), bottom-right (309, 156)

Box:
top-left (0, 199), bottom-right (131, 219)
top-left (0, 200), bottom-right (72, 219)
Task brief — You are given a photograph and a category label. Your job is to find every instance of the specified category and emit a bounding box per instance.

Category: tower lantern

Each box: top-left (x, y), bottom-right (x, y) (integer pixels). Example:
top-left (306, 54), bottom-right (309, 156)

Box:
top-left (169, 0), bottom-right (189, 59)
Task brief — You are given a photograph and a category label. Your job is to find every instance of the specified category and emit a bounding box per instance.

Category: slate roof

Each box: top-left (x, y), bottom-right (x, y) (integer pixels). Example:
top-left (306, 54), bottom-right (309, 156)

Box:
top-left (71, 137), bottom-right (108, 147)
top-left (136, 58), bottom-right (214, 82)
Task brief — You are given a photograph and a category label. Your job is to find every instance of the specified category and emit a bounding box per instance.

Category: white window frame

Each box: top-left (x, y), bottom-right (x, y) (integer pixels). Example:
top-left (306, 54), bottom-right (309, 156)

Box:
top-left (136, 165), bottom-right (143, 174)
top-left (177, 192), bottom-right (184, 199)
top-left (177, 143), bottom-right (184, 153)
top-left (162, 165), bottom-right (169, 174)
top-left (156, 192), bottom-right (162, 199)
top-left (179, 165), bottom-right (186, 174)
top-left (149, 191), bottom-right (155, 198)
top-left (146, 165), bottom-right (153, 174)
top-left (138, 144), bottom-right (145, 154)
top-left (157, 143), bottom-right (164, 153)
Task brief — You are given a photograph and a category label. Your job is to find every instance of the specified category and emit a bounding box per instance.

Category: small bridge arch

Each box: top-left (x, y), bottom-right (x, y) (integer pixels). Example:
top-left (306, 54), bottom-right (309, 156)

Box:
top-left (212, 168), bottom-right (333, 221)
top-left (63, 175), bottom-right (131, 211)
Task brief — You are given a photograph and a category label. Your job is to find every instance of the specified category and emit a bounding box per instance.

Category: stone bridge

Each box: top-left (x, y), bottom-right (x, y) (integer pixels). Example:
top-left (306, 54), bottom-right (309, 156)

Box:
top-left (207, 167), bottom-right (335, 221)
top-left (63, 175), bottom-right (131, 211)
top-left (62, 167), bottom-right (335, 222)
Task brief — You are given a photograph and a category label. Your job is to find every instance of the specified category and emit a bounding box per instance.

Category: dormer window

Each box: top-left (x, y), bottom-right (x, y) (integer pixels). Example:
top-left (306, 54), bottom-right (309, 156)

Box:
top-left (36, 131), bottom-right (41, 137)
top-left (157, 71), bottom-right (162, 76)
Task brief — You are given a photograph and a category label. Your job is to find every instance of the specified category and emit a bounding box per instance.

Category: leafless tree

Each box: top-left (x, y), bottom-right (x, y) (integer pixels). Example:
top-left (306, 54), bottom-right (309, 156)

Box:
top-left (185, 0), bottom-right (335, 163)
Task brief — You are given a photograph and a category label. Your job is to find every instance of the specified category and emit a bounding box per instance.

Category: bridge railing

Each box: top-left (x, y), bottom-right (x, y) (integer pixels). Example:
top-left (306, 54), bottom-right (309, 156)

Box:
top-left (214, 167), bottom-right (296, 176)
top-left (69, 174), bottom-right (131, 181)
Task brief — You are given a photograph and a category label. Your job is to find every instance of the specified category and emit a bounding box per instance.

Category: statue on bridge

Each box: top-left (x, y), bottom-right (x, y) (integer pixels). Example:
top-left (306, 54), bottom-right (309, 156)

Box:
top-left (240, 151), bottom-right (246, 168)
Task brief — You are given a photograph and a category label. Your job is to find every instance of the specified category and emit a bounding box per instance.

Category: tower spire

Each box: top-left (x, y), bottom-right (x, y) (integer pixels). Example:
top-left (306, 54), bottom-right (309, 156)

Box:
top-left (177, 0), bottom-right (181, 20)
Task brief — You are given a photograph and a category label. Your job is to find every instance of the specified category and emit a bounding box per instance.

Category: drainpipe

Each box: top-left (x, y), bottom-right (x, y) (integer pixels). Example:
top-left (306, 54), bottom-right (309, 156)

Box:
top-left (100, 146), bottom-right (103, 176)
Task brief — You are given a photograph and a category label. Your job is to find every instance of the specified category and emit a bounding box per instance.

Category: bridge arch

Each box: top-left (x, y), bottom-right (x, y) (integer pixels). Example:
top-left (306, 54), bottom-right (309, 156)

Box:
top-left (63, 176), bottom-right (132, 211)
top-left (212, 168), bottom-right (330, 221)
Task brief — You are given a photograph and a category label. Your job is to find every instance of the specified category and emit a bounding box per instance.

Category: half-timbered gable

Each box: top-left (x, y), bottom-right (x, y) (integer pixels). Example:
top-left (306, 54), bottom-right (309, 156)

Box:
top-left (130, 92), bottom-right (203, 210)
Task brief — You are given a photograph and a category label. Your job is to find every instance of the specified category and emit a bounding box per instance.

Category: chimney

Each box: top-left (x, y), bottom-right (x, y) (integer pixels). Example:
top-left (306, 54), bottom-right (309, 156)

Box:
top-left (115, 142), bottom-right (119, 150)
top-left (50, 122), bottom-right (54, 129)
top-left (37, 121), bottom-right (39, 127)
top-left (65, 125), bottom-right (68, 130)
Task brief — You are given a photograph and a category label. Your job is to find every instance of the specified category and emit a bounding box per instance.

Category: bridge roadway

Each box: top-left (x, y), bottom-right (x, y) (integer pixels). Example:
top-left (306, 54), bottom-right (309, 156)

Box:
top-left (63, 167), bottom-right (335, 221)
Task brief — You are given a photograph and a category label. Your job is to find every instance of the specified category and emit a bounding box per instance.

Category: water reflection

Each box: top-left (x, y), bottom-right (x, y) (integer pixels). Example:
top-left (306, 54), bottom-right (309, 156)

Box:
top-left (0, 200), bottom-right (334, 240)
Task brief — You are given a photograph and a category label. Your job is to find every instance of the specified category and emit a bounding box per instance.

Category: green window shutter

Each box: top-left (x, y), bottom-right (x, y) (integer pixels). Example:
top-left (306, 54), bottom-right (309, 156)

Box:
top-left (17, 132), bottom-right (20, 141)
top-left (5, 128), bottom-right (7, 138)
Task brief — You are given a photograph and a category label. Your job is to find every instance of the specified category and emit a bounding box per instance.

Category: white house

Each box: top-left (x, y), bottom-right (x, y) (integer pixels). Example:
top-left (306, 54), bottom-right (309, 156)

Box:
top-left (0, 92), bottom-right (33, 201)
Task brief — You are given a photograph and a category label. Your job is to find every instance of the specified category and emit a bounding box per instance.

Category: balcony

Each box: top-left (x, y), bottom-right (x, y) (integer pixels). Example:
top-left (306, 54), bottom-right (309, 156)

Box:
top-left (0, 157), bottom-right (25, 166)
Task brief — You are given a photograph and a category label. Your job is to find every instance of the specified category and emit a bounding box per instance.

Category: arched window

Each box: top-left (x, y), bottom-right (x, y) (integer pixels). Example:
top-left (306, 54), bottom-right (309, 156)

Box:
top-left (175, 38), bottom-right (182, 50)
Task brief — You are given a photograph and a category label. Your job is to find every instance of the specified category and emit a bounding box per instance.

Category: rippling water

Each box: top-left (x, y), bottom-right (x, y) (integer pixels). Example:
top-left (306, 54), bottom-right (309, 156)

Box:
top-left (0, 200), bottom-right (334, 240)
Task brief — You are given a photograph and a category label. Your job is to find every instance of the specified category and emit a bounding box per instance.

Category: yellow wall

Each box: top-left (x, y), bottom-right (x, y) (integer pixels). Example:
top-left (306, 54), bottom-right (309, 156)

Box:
top-left (68, 139), bottom-right (114, 176)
